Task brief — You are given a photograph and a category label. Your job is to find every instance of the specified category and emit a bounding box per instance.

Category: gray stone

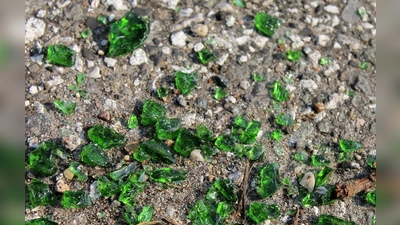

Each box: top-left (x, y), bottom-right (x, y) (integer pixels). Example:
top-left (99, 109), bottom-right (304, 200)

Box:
top-left (317, 34), bottom-right (330, 46)
top-left (342, 0), bottom-right (362, 23)
top-left (239, 80), bottom-right (250, 90)
top-left (129, 49), bottom-right (148, 65)
top-left (318, 121), bottom-right (330, 133)
top-left (171, 31), bottom-right (187, 47)
top-left (236, 36), bottom-right (250, 46)
top-left (87, 66), bottom-right (101, 78)
top-left (337, 34), bottom-right (361, 50)
top-left (324, 5), bottom-right (340, 14)
top-left (180, 8), bottom-right (193, 17)
top-left (300, 172), bottom-right (315, 193)
top-left (25, 18), bottom-right (46, 43)
top-left (177, 95), bottom-right (187, 107)
top-left (195, 98), bottom-right (207, 109)
top-left (214, 2), bottom-right (234, 13)
top-left (300, 79), bottom-right (318, 92)
top-left (354, 75), bottom-right (372, 96)
top-left (89, 181), bottom-right (100, 201)
top-left (215, 53), bottom-right (229, 66)
top-left (308, 51), bottom-right (321, 67)
top-left (104, 57), bottom-right (118, 67)
top-left (29, 86), bottom-right (38, 95)
top-left (226, 15), bottom-right (235, 27)
top-left (193, 42), bottom-right (204, 52)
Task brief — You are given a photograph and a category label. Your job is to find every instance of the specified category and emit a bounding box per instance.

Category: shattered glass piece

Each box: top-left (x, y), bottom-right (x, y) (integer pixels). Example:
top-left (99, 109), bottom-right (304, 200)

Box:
top-left (286, 50), bottom-right (302, 62)
top-left (337, 152), bottom-right (352, 163)
top-left (357, 7), bottom-right (367, 19)
top-left (25, 218), bottom-right (58, 225)
top-left (215, 135), bottom-right (235, 152)
top-left (216, 201), bottom-right (233, 219)
top-left (270, 129), bottom-right (284, 141)
top-left (315, 166), bottom-right (333, 187)
top-left (174, 129), bottom-right (201, 157)
top-left (87, 125), bottom-right (125, 149)
top-left (366, 189), bottom-right (376, 206)
top-left (240, 120), bottom-right (261, 144)
top-left (53, 100), bottom-right (76, 115)
top-left (301, 192), bottom-right (318, 208)
top-left (311, 154), bottom-right (330, 166)
top-left (359, 61), bottom-right (369, 70)
top-left (197, 124), bottom-right (214, 141)
top-left (188, 199), bottom-right (219, 225)
top-left (138, 205), bottom-right (154, 222)
top-left (81, 28), bottom-right (91, 38)
top-left (270, 81), bottom-right (289, 102)
top-left (257, 163), bottom-right (281, 199)
top-left (29, 141), bottom-right (58, 177)
top-left (253, 73), bottom-right (264, 82)
top-left (322, 185), bottom-right (338, 205)
top-left (28, 179), bottom-right (57, 208)
top-left (293, 151), bottom-right (309, 163)
top-left (319, 57), bottom-right (330, 65)
top-left (275, 113), bottom-right (294, 126)
top-left (339, 139), bottom-right (362, 153)
top-left (156, 118), bottom-right (181, 140)
top-left (97, 175), bottom-right (121, 197)
top-left (367, 156), bottom-right (376, 168)
top-left (140, 100), bottom-right (167, 125)
top-left (157, 87), bottom-right (169, 99)
top-left (97, 15), bottom-right (108, 25)
top-left (149, 167), bottom-right (187, 183)
top-left (110, 163), bottom-right (137, 180)
top-left (175, 71), bottom-right (199, 95)
top-left (317, 214), bottom-right (357, 225)
top-left (245, 144), bottom-right (264, 161)
top-left (233, 144), bottom-right (246, 158)
top-left (206, 179), bottom-right (237, 203)
top-left (80, 143), bottom-right (110, 167)
top-left (247, 202), bottom-right (281, 224)
top-left (233, 0), bottom-right (246, 8)
top-left (214, 87), bottom-right (227, 100)
top-left (61, 190), bottom-right (92, 209)
top-left (46, 45), bottom-right (76, 67)
top-left (118, 181), bottom-right (147, 206)
top-left (108, 11), bottom-right (150, 57)
top-left (135, 139), bottom-right (176, 164)
top-left (127, 114), bottom-right (139, 129)
top-left (254, 12), bottom-right (281, 37)
top-left (69, 162), bottom-right (88, 182)
top-left (198, 49), bottom-right (216, 64)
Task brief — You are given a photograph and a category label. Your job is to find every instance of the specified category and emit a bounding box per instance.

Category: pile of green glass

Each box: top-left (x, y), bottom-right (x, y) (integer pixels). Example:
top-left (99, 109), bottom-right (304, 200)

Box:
top-left (317, 214), bottom-right (357, 225)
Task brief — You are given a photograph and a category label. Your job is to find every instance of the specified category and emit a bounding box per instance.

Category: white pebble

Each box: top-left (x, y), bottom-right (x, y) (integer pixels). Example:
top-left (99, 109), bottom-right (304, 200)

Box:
top-left (238, 55), bottom-right (248, 63)
top-left (104, 57), bottom-right (118, 67)
top-left (25, 18), bottom-right (46, 43)
top-left (190, 150), bottom-right (205, 162)
top-left (162, 46), bottom-right (171, 54)
top-left (29, 86), bottom-right (38, 95)
top-left (226, 96), bottom-right (236, 104)
top-left (87, 66), bottom-right (101, 78)
top-left (236, 36), bottom-right (250, 45)
top-left (225, 15), bottom-right (235, 27)
top-left (300, 172), bottom-right (315, 192)
top-left (129, 48), bottom-right (148, 65)
top-left (215, 53), bottom-right (229, 66)
top-left (324, 5), bottom-right (340, 14)
top-left (36, 10), bottom-right (46, 18)
top-left (193, 42), bottom-right (204, 52)
top-left (171, 31), bottom-right (187, 47)
top-left (317, 34), bottom-right (330, 46)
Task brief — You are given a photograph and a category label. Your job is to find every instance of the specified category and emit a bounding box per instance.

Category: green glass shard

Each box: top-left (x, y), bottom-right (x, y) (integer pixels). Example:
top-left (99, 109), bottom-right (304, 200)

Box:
top-left (108, 11), bottom-right (150, 57)
top-left (206, 179), bottom-right (237, 203)
top-left (372, 216), bottom-right (376, 225)
top-left (88, 125), bottom-right (125, 149)
top-left (315, 166), bottom-right (333, 187)
top-left (270, 81), bottom-right (289, 102)
top-left (140, 100), bottom-right (167, 125)
top-left (233, 144), bottom-right (246, 158)
top-left (357, 7), bottom-right (366, 19)
top-left (127, 114), bottom-right (139, 129)
top-left (110, 163), bottom-right (137, 180)
top-left (97, 15), bottom-right (108, 25)
top-left (69, 162), bottom-right (88, 182)
top-left (275, 113), bottom-right (294, 126)
top-left (240, 120), bottom-right (261, 144)
top-left (46, 45), bottom-right (76, 67)
top-left (319, 57), bottom-right (330, 65)
top-left (339, 139), bottom-right (362, 153)
top-left (138, 205), bottom-right (154, 222)
top-left (215, 135), bottom-right (235, 152)
top-left (253, 73), bottom-right (264, 82)
top-left (134, 139), bottom-right (176, 164)
top-left (198, 49), bottom-right (216, 64)
top-left (233, 0), bottom-right (246, 8)
top-left (53, 100), bottom-right (76, 115)
top-left (254, 12), bottom-right (281, 37)
top-left (311, 154), bottom-right (330, 166)
top-left (286, 50), bottom-right (302, 62)
top-left (25, 218), bottom-right (58, 225)
top-left (234, 115), bottom-right (248, 128)
top-left (197, 124), bottom-right (214, 141)
top-left (97, 175), bottom-right (121, 197)
top-left (257, 163), bottom-right (280, 199)
top-left (366, 189), bottom-right (376, 206)
top-left (270, 129), bottom-right (284, 141)
top-left (80, 143), bottom-right (110, 167)
top-left (188, 200), bottom-right (220, 225)
top-left (359, 61), bottom-right (369, 69)
top-left (157, 87), bottom-right (169, 99)
top-left (201, 144), bottom-right (219, 156)
top-left (124, 205), bottom-right (138, 225)
top-left (214, 87), bottom-right (227, 100)
top-left (128, 170), bottom-right (147, 183)
top-left (247, 202), bottom-right (281, 224)
top-left (282, 177), bottom-right (297, 196)
top-left (217, 201), bottom-right (234, 218)
top-left (28, 179), bottom-right (57, 208)
top-left (118, 181), bottom-right (147, 205)
top-left (175, 71), bottom-right (199, 95)
top-left (301, 192), bottom-right (318, 208)
top-left (61, 190), bottom-right (92, 209)
top-left (149, 167), bottom-right (187, 183)
top-left (174, 129), bottom-right (201, 157)
top-left (76, 73), bottom-right (85, 85)
top-left (80, 28), bottom-right (91, 39)
top-left (322, 185), bottom-right (338, 205)
top-left (293, 151), bottom-right (309, 163)
top-left (245, 144), bottom-right (264, 161)
top-left (29, 141), bottom-right (58, 177)
top-left (318, 214), bottom-right (357, 225)
top-left (367, 156), bottom-right (376, 168)
top-left (156, 118), bottom-right (181, 140)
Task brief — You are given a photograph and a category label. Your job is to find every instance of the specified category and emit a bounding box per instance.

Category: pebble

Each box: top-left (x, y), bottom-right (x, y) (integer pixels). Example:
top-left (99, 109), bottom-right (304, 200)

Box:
top-left (105, 0), bottom-right (127, 10)
top-left (337, 34), bottom-right (361, 50)
top-left (36, 10), bottom-right (46, 18)
top-left (314, 102), bottom-right (325, 113)
top-left (303, 46), bottom-right (312, 55)
top-left (325, 93), bottom-right (342, 110)
top-left (63, 168), bottom-right (74, 180)
top-left (342, 0), bottom-right (362, 23)
top-left (176, 95), bottom-right (187, 107)
top-left (324, 5), bottom-right (340, 14)
top-left (311, 206), bottom-right (319, 216)
top-left (87, 66), bottom-right (101, 78)
top-left (130, 48), bottom-right (148, 65)
top-left (171, 31), bottom-right (187, 47)
top-left (239, 80), bottom-right (250, 90)
top-left (317, 34), bottom-right (330, 46)
top-left (238, 55), bottom-right (248, 63)
top-left (215, 53), bottom-right (229, 66)
top-left (275, 62), bottom-right (286, 72)
top-left (89, 181), bottom-right (100, 201)
top-left (299, 171), bottom-right (315, 192)
top-left (236, 36), bottom-right (250, 45)
top-left (103, 98), bottom-right (117, 110)
top-left (190, 150), bottom-right (205, 162)
top-left (226, 96), bottom-right (236, 104)
top-left (333, 42), bottom-right (342, 49)
top-left (252, 35), bottom-right (268, 49)
top-left (300, 79), bottom-right (318, 92)
top-left (214, 2), bottom-right (234, 13)
top-left (362, 22), bottom-right (374, 29)
top-left (33, 101), bottom-right (45, 114)
top-left (180, 8), bottom-right (193, 17)
top-left (74, 55), bottom-right (83, 72)
top-left (191, 24), bottom-right (208, 37)
top-left (104, 57), bottom-right (117, 67)
top-left (29, 86), bottom-right (38, 95)
top-left (193, 42), bottom-right (204, 52)
top-left (55, 179), bottom-right (70, 192)
top-left (225, 15), bottom-right (235, 27)
top-left (317, 121), bottom-right (330, 133)
top-left (195, 98), bottom-right (207, 109)
top-left (25, 18), bottom-right (46, 43)
top-left (354, 75), bottom-right (372, 96)
top-left (62, 135), bottom-right (81, 151)
top-left (161, 46), bottom-right (171, 54)
top-left (97, 111), bottom-right (111, 121)
top-left (315, 186), bottom-right (328, 195)
top-left (111, 200), bottom-right (121, 208)
top-left (308, 51), bottom-right (321, 67)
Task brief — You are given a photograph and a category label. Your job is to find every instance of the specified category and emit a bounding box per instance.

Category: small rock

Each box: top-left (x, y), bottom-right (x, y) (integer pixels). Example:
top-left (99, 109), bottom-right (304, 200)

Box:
top-left (87, 66), bottom-right (101, 78)
top-left (195, 98), bottom-right (207, 109)
top-left (176, 95), bottom-right (187, 107)
top-left (225, 15), bottom-right (235, 27)
top-left (324, 5), bottom-right (340, 14)
top-left (215, 53), bottom-right (229, 66)
top-left (341, 0), bottom-right (362, 23)
top-left (214, 2), bottom-right (234, 13)
top-left (317, 121), bottom-right (330, 133)
top-left (180, 8), bottom-right (193, 17)
top-left (337, 34), bottom-right (361, 50)
top-left (314, 102), bottom-right (325, 113)
top-left (300, 172), bottom-right (315, 193)
top-left (311, 206), bottom-right (319, 216)
top-left (63, 168), bottom-right (74, 180)
top-left (111, 200), bottom-right (121, 208)
top-left (171, 31), bottom-right (187, 47)
top-left (190, 149), bottom-right (204, 162)
top-left (55, 179), bottom-right (70, 192)
top-left (33, 101), bottom-right (45, 114)
top-left (317, 34), bottom-right (330, 46)
top-left (89, 181), bottom-right (100, 201)
top-left (308, 51), bottom-right (321, 67)
top-left (300, 79), bottom-right (318, 92)
top-left (29, 86), bottom-right (38, 95)
top-left (103, 99), bottom-right (117, 110)
top-left (97, 111), bottom-right (111, 121)
top-left (275, 62), bottom-right (286, 72)
top-left (105, 0), bottom-right (127, 10)
top-left (325, 93), bottom-right (342, 110)
top-left (252, 35), bottom-right (269, 49)
top-left (191, 24), bottom-right (208, 37)
top-left (193, 42), bottom-right (204, 52)
top-left (354, 75), bottom-right (372, 95)
top-left (62, 135), bottom-right (81, 151)
top-left (161, 46), bottom-right (171, 54)
top-left (238, 55), bottom-right (248, 63)
top-left (27, 137), bottom-right (39, 148)
top-left (104, 57), bottom-right (118, 67)
top-left (129, 48), bottom-right (148, 65)
top-left (236, 36), bottom-right (250, 46)
top-left (315, 186), bottom-right (328, 195)
top-left (239, 80), bottom-right (250, 90)
top-left (226, 96), bottom-right (236, 104)
top-left (303, 46), bottom-right (312, 55)
top-left (25, 18), bottom-right (46, 43)
top-left (333, 42), bottom-right (342, 49)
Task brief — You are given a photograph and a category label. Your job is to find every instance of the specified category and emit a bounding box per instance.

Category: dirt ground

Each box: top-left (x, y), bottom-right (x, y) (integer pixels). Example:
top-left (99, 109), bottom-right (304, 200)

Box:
top-left (25, 0), bottom-right (376, 224)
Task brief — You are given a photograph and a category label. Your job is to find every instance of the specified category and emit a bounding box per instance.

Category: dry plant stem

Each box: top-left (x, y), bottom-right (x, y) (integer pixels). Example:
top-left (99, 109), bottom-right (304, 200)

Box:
top-left (163, 216), bottom-right (181, 225)
top-left (336, 177), bottom-right (373, 198)
top-left (293, 207), bottom-right (299, 225)
top-left (237, 161), bottom-right (253, 219)
top-left (137, 221), bottom-right (163, 225)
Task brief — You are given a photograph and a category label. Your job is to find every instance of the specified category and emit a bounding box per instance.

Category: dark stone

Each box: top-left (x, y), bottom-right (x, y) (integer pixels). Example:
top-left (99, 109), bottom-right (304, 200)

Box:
top-left (195, 98), bottom-right (207, 109)
top-left (149, 54), bottom-right (162, 66)
top-left (288, 22), bottom-right (297, 28)
top-left (251, 83), bottom-right (264, 96)
top-left (299, 27), bottom-right (313, 37)
top-left (353, 75), bottom-right (372, 95)
top-left (212, 75), bottom-right (230, 88)
top-left (81, 47), bottom-right (94, 60)
top-left (153, 38), bottom-right (161, 46)
top-left (348, 60), bottom-right (359, 68)
top-left (145, 45), bottom-right (159, 55)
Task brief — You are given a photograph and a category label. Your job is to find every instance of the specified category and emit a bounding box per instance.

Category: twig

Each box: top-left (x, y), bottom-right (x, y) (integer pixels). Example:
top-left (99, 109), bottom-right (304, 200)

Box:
top-left (137, 221), bottom-right (163, 225)
top-left (163, 216), bottom-right (181, 225)
top-left (166, 183), bottom-right (184, 189)
top-left (336, 177), bottom-right (373, 198)
top-left (293, 207), bottom-right (299, 225)
top-left (237, 160), bottom-right (254, 220)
